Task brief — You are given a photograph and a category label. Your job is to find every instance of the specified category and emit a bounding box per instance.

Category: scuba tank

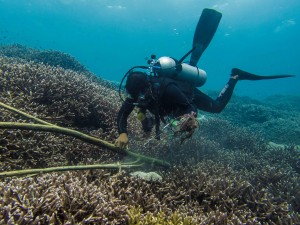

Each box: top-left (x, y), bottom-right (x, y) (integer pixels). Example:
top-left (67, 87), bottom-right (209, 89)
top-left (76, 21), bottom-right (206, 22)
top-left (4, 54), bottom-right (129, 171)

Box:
top-left (153, 56), bottom-right (207, 87)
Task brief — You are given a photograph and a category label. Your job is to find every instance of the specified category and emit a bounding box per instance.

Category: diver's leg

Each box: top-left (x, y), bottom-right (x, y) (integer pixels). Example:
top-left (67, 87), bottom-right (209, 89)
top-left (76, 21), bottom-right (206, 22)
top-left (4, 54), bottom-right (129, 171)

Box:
top-left (194, 77), bottom-right (237, 113)
top-left (194, 67), bottom-right (294, 113)
top-left (214, 77), bottom-right (238, 112)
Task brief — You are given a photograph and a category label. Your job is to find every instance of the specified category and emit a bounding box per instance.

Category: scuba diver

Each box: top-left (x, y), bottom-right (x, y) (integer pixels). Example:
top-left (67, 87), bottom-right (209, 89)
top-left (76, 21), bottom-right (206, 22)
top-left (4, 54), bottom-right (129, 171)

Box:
top-left (114, 9), bottom-right (295, 149)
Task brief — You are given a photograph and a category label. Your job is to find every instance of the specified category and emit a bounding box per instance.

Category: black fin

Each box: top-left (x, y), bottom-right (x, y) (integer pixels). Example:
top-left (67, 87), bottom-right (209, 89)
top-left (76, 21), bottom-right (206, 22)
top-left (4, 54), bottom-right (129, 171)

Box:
top-left (190, 8), bottom-right (222, 66)
top-left (232, 68), bottom-right (295, 80)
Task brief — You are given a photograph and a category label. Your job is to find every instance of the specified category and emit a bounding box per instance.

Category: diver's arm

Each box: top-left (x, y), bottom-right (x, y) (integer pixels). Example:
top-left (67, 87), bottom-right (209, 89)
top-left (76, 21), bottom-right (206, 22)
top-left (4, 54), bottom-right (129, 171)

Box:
top-left (115, 98), bottom-right (135, 149)
top-left (117, 98), bottom-right (135, 134)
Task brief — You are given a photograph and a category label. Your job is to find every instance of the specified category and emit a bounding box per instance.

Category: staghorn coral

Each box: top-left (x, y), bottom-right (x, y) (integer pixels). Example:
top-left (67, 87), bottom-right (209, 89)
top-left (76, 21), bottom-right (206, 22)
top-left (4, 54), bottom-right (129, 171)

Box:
top-left (1, 163), bottom-right (299, 224)
top-left (0, 127), bottom-right (122, 171)
top-left (0, 171), bottom-right (130, 224)
top-left (264, 95), bottom-right (300, 112)
top-left (257, 116), bottom-right (300, 145)
top-left (0, 44), bottom-right (87, 73)
top-left (215, 94), bottom-right (300, 145)
top-left (0, 55), bottom-right (125, 171)
top-left (127, 205), bottom-right (197, 225)
top-left (0, 55), bottom-right (121, 133)
top-left (198, 117), bottom-right (266, 153)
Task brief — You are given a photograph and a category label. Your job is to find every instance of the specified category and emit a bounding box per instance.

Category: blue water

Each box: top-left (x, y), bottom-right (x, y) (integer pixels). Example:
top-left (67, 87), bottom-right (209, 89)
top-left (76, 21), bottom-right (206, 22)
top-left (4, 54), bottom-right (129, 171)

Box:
top-left (1, 0), bottom-right (299, 99)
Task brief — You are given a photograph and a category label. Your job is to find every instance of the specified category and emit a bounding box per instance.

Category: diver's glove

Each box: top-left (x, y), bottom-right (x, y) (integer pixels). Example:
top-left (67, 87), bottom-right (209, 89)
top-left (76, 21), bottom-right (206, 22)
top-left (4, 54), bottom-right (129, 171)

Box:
top-left (115, 133), bottom-right (129, 149)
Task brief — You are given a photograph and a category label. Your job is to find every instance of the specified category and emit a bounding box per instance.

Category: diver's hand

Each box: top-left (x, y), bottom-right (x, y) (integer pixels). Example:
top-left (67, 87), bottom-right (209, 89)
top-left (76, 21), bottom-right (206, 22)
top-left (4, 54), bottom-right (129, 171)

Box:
top-left (115, 133), bottom-right (129, 149)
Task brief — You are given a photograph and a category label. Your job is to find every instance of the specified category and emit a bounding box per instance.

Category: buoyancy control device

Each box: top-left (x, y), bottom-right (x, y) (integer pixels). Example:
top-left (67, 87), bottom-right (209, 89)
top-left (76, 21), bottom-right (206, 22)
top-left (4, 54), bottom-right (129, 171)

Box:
top-left (118, 51), bottom-right (207, 106)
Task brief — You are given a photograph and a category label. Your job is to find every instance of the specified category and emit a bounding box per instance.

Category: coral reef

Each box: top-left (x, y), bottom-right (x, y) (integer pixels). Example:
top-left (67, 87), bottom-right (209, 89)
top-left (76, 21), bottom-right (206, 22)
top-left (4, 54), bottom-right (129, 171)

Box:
top-left (127, 205), bottom-right (197, 224)
top-left (264, 94), bottom-right (300, 112)
top-left (0, 55), bottom-right (124, 171)
top-left (214, 94), bottom-right (300, 145)
top-left (0, 55), bottom-right (119, 131)
top-left (0, 44), bottom-right (88, 73)
top-left (1, 163), bottom-right (299, 224)
top-left (0, 45), bottom-right (300, 224)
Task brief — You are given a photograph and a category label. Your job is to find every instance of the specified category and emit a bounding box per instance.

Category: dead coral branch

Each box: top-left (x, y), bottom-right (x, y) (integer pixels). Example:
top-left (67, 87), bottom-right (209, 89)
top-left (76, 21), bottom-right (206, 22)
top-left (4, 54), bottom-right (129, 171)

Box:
top-left (0, 101), bottom-right (171, 169)
top-left (0, 162), bottom-right (142, 177)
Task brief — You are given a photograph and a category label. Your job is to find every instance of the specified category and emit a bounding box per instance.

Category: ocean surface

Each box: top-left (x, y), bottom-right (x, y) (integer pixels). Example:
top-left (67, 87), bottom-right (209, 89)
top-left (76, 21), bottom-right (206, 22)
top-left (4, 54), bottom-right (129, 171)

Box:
top-left (0, 0), bottom-right (299, 99)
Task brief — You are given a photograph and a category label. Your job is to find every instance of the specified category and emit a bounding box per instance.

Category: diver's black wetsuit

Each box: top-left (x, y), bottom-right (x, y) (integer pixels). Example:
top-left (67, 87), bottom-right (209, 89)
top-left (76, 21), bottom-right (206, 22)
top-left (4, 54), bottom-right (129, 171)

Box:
top-left (193, 78), bottom-right (237, 113)
top-left (117, 77), bottom-right (237, 134)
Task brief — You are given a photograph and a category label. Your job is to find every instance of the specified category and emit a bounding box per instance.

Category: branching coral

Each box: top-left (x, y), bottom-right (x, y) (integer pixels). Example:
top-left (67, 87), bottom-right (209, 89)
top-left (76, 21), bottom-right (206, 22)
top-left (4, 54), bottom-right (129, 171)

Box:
top-left (0, 55), bottom-right (123, 170)
top-left (127, 205), bottom-right (197, 225)
top-left (215, 95), bottom-right (300, 145)
top-left (2, 163), bottom-right (299, 224)
top-left (0, 171), bottom-right (131, 224)
top-left (0, 44), bottom-right (87, 73)
top-left (0, 56), bottom-right (120, 133)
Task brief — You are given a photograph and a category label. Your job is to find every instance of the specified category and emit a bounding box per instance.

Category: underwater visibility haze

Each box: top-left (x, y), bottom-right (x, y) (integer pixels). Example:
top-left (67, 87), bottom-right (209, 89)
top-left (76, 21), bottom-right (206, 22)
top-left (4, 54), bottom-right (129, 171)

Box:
top-left (0, 0), bottom-right (299, 98)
